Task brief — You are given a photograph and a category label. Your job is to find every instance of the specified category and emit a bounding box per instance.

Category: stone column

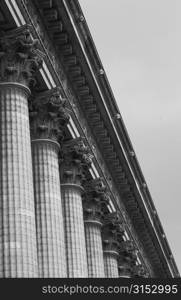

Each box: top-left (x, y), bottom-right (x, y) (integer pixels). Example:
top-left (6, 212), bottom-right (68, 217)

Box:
top-left (83, 179), bottom-right (108, 278)
top-left (0, 26), bottom-right (42, 277)
top-left (30, 88), bottom-right (69, 277)
top-left (118, 241), bottom-right (137, 278)
top-left (102, 213), bottom-right (124, 278)
top-left (60, 139), bottom-right (92, 277)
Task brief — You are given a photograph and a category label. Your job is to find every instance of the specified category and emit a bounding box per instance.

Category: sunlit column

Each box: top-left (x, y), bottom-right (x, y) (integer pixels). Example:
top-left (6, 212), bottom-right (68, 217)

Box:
top-left (102, 213), bottom-right (123, 278)
top-left (0, 26), bottom-right (42, 277)
top-left (30, 88), bottom-right (69, 277)
top-left (83, 179), bottom-right (108, 277)
top-left (60, 139), bottom-right (92, 277)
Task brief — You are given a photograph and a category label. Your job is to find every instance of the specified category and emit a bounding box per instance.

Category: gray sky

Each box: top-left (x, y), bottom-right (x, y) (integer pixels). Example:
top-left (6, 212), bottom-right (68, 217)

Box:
top-left (79, 0), bottom-right (181, 272)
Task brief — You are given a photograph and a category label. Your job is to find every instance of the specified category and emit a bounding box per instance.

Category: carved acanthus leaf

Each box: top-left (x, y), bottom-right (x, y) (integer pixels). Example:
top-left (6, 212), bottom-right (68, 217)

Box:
top-left (83, 179), bottom-right (110, 222)
top-left (60, 138), bottom-right (93, 185)
top-left (102, 212), bottom-right (125, 252)
top-left (30, 87), bottom-right (69, 141)
top-left (0, 25), bottom-right (44, 85)
top-left (61, 138), bottom-right (93, 167)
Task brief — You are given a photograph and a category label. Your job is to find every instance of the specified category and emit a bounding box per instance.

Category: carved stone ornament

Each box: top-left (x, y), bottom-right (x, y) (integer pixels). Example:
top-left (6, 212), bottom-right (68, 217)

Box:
top-left (83, 179), bottom-right (109, 222)
top-left (30, 87), bottom-right (69, 141)
top-left (119, 240), bottom-right (135, 253)
top-left (60, 138), bottom-right (93, 185)
top-left (0, 25), bottom-right (44, 85)
top-left (83, 178), bottom-right (109, 201)
top-left (119, 240), bottom-right (138, 266)
top-left (83, 205), bottom-right (102, 223)
top-left (102, 212), bottom-right (125, 252)
top-left (103, 212), bottom-right (125, 237)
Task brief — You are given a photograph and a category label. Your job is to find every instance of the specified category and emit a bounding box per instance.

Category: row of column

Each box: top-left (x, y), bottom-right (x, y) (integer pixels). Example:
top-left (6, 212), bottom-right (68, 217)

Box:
top-left (0, 26), bottom-right (148, 278)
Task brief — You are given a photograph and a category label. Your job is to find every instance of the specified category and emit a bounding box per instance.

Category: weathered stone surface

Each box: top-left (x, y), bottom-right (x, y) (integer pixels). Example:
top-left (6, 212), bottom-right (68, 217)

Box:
top-left (30, 88), bottom-right (69, 277)
top-left (0, 84), bottom-right (38, 277)
top-left (0, 25), bottom-right (43, 85)
top-left (83, 179), bottom-right (108, 278)
top-left (30, 87), bottom-right (69, 141)
top-left (60, 138), bottom-right (92, 278)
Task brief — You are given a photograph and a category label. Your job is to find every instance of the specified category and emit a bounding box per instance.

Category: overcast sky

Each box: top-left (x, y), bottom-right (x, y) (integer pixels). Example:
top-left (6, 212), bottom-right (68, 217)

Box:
top-left (79, 0), bottom-right (181, 273)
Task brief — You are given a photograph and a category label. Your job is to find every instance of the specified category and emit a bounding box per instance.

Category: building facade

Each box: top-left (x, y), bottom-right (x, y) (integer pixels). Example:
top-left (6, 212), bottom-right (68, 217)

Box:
top-left (0, 0), bottom-right (179, 278)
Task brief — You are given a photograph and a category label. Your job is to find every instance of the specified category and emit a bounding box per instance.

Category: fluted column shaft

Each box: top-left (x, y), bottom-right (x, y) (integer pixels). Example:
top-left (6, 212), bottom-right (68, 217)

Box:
top-left (30, 89), bottom-right (68, 277)
top-left (60, 139), bottom-right (92, 277)
top-left (32, 141), bottom-right (66, 277)
top-left (102, 212), bottom-right (124, 278)
top-left (83, 179), bottom-right (108, 277)
top-left (0, 26), bottom-right (42, 278)
top-left (61, 183), bottom-right (87, 277)
top-left (0, 84), bottom-right (38, 277)
top-left (104, 251), bottom-right (119, 278)
top-left (84, 221), bottom-right (105, 277)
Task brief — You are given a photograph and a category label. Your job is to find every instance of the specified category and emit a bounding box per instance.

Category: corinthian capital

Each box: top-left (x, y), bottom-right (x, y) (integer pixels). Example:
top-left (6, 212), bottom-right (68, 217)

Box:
top-left (83, 178), bottom-right (107, 198)
top-left (60, 138), bottom-right (93, 185)
top-left (119, 240), bottom-right (135, 253)
top-left (119, 240), bottom-right (137, 266)
top-left (102, 212), bottom-right (125, 253)
top-left (83, 179), bottom-right (109, 222)
top-left (30, 87), bottom-right (69, 141)
top-left (103, 212), bottom-right (124, 238)
top-left (0, 25), bottom-right (44, 85)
